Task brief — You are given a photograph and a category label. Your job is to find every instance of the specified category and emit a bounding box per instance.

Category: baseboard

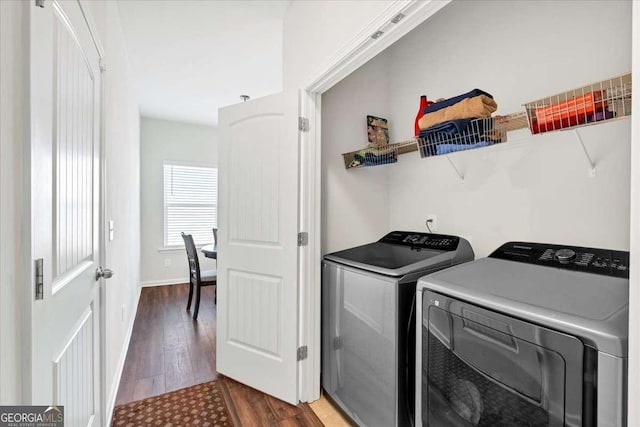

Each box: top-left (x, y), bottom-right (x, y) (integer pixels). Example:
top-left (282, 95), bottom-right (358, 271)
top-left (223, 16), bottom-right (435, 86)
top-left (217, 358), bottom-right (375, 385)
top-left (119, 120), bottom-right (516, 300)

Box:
top-left (104, 285), bottom-right (141, 426)
top-left (140, 278), bottom-right (188, 287)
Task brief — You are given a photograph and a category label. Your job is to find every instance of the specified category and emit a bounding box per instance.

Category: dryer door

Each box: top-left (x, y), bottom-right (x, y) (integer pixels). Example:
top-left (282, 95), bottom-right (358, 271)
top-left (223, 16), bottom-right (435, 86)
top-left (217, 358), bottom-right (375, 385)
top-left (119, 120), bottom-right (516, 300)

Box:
top-left (420, 291), bottom-right (587, 427)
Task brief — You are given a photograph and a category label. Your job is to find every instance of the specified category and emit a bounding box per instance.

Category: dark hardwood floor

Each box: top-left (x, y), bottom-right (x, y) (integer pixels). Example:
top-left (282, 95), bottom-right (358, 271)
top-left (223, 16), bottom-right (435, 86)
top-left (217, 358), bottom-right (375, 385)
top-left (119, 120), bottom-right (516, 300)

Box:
top-left (114, 284), bottom-right (321, 426)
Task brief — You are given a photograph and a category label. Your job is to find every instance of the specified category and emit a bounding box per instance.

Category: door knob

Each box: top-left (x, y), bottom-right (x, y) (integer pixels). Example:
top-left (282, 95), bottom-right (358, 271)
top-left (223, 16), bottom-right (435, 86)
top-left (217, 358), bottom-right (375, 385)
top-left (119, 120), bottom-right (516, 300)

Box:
top-left (95, 267), bottom-right (114, 281)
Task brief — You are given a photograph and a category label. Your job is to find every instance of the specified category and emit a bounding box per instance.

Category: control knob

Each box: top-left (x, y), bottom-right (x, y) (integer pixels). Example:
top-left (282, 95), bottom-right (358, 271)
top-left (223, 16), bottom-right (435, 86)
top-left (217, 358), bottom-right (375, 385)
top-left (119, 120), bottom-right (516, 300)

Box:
top-left (555, 248), bottom-right (576, 264)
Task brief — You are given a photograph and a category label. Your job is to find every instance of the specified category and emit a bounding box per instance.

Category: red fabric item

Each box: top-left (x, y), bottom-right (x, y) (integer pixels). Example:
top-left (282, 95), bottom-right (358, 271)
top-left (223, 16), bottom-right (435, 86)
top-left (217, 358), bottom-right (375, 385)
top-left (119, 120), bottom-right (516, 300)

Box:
top-left (534, 91), bottom-right (607, 130)
top-left (415, 95), bottom-right (428, 137)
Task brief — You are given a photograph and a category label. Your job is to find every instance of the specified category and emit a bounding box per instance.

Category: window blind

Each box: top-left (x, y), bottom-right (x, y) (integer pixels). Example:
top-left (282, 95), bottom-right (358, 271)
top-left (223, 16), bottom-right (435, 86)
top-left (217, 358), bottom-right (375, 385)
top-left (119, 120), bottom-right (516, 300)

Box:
top-left (163, 162), bottom-right (217, 247)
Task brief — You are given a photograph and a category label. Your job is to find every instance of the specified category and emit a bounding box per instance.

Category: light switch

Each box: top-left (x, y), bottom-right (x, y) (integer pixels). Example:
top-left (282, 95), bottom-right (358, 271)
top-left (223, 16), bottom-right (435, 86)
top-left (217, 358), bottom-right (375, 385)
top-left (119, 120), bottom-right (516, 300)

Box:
top-left (109, 220), bottom-right (114, 241)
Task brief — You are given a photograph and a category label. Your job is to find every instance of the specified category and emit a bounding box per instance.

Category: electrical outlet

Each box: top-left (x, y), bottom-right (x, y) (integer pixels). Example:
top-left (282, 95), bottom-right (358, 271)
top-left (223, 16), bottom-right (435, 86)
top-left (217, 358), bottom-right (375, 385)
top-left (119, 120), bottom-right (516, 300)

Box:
top-left (164, 258), bottom-right (171, 267)
top-left (426, 214), bottom-right (438, 232)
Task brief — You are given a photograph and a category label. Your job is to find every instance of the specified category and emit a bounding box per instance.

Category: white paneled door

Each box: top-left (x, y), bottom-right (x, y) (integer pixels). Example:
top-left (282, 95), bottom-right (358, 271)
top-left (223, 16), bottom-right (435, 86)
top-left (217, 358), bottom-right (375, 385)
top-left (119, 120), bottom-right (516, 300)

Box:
top-left (217, 92), bottom-right (300, 404)
top-left (29, 1), bottom-right (104, 426)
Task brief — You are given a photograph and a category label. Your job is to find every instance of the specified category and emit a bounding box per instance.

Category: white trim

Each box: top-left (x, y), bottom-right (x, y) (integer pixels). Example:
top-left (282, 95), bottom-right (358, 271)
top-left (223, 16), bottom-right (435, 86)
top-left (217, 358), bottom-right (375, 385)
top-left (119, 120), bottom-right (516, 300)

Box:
top-left (157, 243), bottom-right (210, 253)
top-left (97, 7), bottom-right (108, 423)
top-left (627, 1), bottom-right (640, 425)
top-left (158, 246), bottom-right (185, 253)
top-left (297, 90), bottom-right (322, 403)
top-left (306, 0), bottom-right (451, 94)
top-left (0, 0), bottom-right (28, 402)
top-left (104, 285), bottom-right (140, 427)
top-left (296, 0), bottom-right (452, 403)
top-left (51, 259), bottom-right (93, 294)
top-left (162, 159), bottom-right (216, 169)
top-left (51, 2), bottom-right (95, 82)
top-left (22, 0), bottom-right (34, 402)
top-left (77, 0), bottom-right (104, 60)
top-left (140, 278), bottom-right (188, 287)
top-left (53, 306), bottom-right (93, 364)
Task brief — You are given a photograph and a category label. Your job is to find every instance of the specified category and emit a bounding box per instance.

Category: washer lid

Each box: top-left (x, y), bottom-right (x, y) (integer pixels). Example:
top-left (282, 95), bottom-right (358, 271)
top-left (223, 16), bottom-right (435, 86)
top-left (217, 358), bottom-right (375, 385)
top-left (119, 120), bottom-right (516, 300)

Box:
top-left (324, 231), bottom-right (472, 277)
top-left (418, 244), bottom-right (629, 356)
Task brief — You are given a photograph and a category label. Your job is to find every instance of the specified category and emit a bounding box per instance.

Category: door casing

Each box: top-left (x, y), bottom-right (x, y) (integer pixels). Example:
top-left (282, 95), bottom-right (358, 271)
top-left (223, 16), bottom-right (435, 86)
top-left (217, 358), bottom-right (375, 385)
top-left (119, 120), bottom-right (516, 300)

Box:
top-left (297, 0), bottom-right (452, 403)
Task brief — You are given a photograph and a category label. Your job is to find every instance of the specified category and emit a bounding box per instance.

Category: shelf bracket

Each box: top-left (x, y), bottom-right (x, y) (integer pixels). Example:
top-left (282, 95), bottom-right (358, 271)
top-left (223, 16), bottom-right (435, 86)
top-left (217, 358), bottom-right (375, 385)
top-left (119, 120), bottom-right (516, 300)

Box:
top-left (574, 129), bottom-right (596, 177)
top-left (445, 155), bottom-right (465, 183)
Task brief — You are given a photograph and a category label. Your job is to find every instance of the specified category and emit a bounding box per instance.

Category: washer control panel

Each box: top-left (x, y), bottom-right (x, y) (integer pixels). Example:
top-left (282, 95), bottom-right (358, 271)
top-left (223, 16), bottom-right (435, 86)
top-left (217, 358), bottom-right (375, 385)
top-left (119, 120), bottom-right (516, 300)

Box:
top-left (379, 231), bottom-right (460, 251)
top-left (490, 242), bottom-right (629, 278)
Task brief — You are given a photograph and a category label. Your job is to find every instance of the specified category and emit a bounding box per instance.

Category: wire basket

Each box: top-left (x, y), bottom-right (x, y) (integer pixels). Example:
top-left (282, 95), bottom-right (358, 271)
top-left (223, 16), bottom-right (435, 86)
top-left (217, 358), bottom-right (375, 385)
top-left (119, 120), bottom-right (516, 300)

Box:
top-left (417, 117), bottom-right (506, 158)
top-left (523, 73), bottom-right (632, 134)
top-left (342, 141), bottom-right (417, 169)
top-left (493, 111), bottom-right (529, 132)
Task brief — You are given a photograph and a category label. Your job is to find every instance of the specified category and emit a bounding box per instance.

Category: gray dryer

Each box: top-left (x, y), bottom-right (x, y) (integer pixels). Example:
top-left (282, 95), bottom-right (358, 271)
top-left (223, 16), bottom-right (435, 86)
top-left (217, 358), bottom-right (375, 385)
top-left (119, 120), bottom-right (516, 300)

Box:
top-left (416, 241), bottom-right (629, 427)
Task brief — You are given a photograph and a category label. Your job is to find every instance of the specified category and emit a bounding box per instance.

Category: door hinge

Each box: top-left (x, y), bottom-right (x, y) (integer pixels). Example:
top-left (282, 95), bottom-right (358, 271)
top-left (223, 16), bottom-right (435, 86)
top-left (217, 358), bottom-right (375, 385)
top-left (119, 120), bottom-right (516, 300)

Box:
top-left (298, 116), bottom-right (309, 132)
top-left (298, 232), bottom-right (308, 247)
top-left (99, 58), bottom-right (106, 72)
top-left (35, 0), bottom-right (45, 7)
top-left (297, 345), bottom-right (308, 361)
top-left (35, 258), bottom-right (44, 300)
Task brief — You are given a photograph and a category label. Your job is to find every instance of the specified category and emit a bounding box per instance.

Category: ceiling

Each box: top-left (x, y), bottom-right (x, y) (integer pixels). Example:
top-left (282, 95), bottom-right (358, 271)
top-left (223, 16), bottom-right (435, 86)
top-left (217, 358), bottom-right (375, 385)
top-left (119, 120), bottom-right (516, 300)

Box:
top-left (117, 0), bottom-right (290, 126)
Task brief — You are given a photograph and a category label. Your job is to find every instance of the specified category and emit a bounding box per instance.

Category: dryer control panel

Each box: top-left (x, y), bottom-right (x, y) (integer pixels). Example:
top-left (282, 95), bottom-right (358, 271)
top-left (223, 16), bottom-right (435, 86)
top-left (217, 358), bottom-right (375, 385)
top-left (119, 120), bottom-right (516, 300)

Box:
top-left (379, 231), bottom-right (460, 251)
top-left (490, 241), bottom-right (629, 278)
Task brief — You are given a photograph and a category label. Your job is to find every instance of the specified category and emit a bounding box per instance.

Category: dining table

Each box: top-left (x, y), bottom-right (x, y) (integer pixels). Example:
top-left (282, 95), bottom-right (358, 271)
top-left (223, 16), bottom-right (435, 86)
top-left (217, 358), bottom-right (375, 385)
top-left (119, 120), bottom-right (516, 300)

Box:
top-left (201, 244), bottom-right (217, 259)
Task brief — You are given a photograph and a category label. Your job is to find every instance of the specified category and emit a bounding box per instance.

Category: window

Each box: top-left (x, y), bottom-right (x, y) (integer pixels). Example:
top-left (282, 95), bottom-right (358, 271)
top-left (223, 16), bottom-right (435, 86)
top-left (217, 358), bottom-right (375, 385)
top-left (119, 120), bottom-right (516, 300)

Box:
top-left (163, 162), bottom-right (217, 247)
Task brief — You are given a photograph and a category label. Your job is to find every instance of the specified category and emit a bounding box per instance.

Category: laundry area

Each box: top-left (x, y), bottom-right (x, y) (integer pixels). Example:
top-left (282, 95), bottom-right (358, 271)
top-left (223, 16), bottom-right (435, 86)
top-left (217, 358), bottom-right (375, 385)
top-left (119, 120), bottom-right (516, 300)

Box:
top-left (319, 1), bottom-right (632, 426)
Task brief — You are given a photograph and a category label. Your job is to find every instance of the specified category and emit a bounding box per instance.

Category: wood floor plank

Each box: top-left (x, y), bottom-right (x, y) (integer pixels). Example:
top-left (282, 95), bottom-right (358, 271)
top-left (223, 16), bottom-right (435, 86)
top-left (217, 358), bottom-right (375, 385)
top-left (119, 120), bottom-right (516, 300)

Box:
top-left (266, 393), bottom-right (304, 419)
top-left (134, 337), bottom-right (164, 379)
top-left (114, 283), bottom-right (322, 427)
top-left (163, 321), bottom-right (187, 349)
top-left (188, 338), bottom-right (218, 383)
top-left (183, 320), bottom-right (210, 344)
top-left (131, 324), bottom-right (163, 344)
top-left (164, 345), bottom-right (195, 392)
top-left (223, 377), bottom-right (278, 427)
top-left (113, 338), bottom-right (140, 406)
top-left (279, 412), bottom-right (325, 427)
top-left (204, 326), bottom-right (217, 344)
top-left (132, 374), bottom-right (165, 401)
top-left (114, 377), bottom-right (134, 406)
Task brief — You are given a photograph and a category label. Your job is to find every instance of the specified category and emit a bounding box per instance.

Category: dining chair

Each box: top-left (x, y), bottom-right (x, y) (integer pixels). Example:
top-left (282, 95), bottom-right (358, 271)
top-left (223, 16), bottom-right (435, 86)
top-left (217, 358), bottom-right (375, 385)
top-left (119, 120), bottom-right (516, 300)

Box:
top-left (181, 232), bottom-right (216, 320)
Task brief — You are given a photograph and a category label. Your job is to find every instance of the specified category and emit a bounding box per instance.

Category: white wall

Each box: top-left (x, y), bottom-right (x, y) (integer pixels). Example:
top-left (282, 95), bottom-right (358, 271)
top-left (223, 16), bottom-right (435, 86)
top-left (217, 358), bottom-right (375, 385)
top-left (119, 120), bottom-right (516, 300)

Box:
top-left (82, 1), bottom-right (142, 419)
top-left (321, 51), bottom-right (392, 254)
top-left (283, 0), bottom-right (393, 91)
top-left (318, 1), bottom-right (632, 256)
top-left (0, 0), bottom-right (25, 404)
top-left (384, 0), bottom-right (632, 257)
top-left (140, 117), bottom-right (218, 285)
